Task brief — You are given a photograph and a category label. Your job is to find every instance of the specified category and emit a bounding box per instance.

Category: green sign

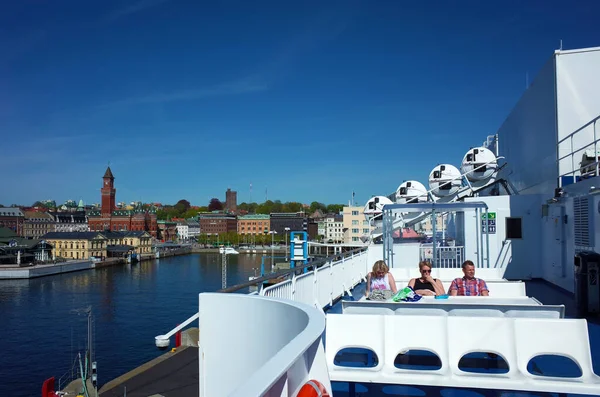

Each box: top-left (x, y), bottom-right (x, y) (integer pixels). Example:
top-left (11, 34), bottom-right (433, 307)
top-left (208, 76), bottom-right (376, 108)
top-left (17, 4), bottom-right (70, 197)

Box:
top-left (481, 212), bottom-right (497, 234)
top-left (481, 212), bottom-right (496, 220)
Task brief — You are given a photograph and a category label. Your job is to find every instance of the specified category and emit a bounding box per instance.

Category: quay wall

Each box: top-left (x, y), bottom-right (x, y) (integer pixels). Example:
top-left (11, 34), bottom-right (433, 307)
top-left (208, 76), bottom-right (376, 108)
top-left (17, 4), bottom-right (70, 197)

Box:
top-left (0, 260), bottom-right (94, 279)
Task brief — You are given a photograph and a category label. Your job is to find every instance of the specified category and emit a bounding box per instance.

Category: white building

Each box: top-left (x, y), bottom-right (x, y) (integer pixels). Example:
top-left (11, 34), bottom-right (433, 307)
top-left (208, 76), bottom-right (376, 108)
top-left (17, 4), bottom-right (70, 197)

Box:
top-left (323, 214), bottom-right (344, 243)
top-left (176, 221), bottom-right (189, 241)
top-left (187, 219), bottom-right (200, 240)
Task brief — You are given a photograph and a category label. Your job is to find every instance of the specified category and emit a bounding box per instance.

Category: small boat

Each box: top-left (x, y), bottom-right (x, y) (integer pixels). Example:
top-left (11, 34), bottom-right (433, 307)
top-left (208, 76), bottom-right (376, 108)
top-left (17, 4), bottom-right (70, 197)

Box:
top-left (219, 247), bottom-right (239, 255)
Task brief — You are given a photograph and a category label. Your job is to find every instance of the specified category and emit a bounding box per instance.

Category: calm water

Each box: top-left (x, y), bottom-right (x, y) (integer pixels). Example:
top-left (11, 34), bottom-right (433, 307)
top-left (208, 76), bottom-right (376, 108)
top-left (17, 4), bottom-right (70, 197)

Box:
top-left (0, 253), bottom-right (262, 397)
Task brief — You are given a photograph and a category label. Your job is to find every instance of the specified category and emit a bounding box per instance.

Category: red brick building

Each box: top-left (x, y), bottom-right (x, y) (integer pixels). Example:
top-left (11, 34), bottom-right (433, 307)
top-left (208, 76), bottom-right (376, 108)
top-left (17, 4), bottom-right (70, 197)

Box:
top-left (88, 167), bottom-right (158, 237)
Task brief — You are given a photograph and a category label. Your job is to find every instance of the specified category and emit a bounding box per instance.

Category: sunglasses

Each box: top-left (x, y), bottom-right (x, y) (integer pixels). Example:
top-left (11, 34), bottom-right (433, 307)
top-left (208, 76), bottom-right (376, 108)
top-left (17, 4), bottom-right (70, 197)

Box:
top-left (421, 269), bottom-right (431, 273)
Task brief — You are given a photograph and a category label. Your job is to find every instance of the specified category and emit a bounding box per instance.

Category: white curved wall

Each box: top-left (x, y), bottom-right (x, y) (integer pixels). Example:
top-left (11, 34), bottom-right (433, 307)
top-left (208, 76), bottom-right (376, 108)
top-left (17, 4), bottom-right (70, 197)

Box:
top-left (198, 293), bottom-right (329, 397)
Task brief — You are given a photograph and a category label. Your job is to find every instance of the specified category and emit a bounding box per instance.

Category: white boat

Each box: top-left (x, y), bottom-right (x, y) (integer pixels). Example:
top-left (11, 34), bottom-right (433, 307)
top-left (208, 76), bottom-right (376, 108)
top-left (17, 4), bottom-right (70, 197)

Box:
top-left (149, 45), bottom-right (600, 396)
top-left (219, 247), bottom-right (239, 255)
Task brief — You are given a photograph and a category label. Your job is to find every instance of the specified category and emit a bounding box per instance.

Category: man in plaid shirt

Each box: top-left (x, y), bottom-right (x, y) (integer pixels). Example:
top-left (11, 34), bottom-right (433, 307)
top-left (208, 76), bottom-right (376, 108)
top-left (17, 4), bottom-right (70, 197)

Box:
top-left (448, 260), bottom-right (489, 296)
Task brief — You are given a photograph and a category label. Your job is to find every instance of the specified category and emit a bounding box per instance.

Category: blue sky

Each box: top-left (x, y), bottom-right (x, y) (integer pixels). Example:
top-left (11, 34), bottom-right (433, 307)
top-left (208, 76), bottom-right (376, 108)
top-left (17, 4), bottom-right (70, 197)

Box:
top-left (2, 0), bottom-right (600, 207)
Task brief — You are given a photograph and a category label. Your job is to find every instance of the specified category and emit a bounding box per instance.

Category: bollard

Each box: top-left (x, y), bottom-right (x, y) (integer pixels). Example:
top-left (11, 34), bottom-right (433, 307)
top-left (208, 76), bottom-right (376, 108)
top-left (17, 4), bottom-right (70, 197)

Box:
top-left (175, 324), bottom-right (181, 348)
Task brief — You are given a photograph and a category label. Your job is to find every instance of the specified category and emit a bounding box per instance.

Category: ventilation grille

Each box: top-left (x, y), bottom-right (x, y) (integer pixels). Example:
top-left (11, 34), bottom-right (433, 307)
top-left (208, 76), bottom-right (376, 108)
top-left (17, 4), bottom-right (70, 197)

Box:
top-left (574, 197), bottom-right (591, 247)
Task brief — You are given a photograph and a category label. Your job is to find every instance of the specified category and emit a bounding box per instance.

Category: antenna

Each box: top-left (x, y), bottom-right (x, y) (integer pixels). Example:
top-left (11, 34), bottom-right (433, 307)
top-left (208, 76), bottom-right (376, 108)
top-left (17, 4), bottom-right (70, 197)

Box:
top-left (249, 183), bottom-right (253, 203)
top-left (560, 39), bottom-right (563, 51)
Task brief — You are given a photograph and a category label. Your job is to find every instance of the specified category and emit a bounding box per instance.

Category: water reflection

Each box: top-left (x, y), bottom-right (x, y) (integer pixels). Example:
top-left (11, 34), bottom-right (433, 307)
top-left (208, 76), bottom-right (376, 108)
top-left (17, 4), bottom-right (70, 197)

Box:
top-left (0, 253), bottom-right (262, 397)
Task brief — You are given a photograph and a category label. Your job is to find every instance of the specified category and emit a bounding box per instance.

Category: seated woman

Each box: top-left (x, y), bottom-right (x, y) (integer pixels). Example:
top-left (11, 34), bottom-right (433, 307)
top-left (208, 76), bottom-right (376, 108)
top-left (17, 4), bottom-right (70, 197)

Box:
top-left (365, 260), bottom-right (398, 297)
top-left (408, 261), bottom-right (446, 296)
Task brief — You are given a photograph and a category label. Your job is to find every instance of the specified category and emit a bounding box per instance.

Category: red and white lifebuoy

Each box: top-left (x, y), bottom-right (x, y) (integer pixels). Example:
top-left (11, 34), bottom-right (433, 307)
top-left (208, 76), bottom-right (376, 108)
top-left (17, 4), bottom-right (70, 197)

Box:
top-left (297, 379), bottom-right (330, 397)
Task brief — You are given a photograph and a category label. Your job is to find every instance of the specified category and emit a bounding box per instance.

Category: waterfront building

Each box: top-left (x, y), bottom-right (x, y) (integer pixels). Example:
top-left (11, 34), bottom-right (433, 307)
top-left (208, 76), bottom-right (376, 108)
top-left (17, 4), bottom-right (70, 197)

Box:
top-left (50, 211), bottom-right (89, 232)
top-left (43, 232), bottom-right (108, 260)
top-left (87, 167), bottom-right (158, 237)
top-left (237, 214), bottom-right (270, 235)
top-left (198, 213), bottom-right (237, 235)
top-left (342, 206), bottom-right (371, 243)
top-left (269, 212), bottom-right (307, 236)
top-left (157, 220), bottom-right (178, 242)
top-left (100, 231), bottom-right (153, 257)
top-left (0, 228), bottom-right (53, 264)
top-left (43, 230), bottom-right (153, 260)
top-left (23, 211), bottom-right (56, 238)
top-left (0, 208), bottom-right (25, 236)
top-left (225, 188), bottom-right (237, 213)
top-left (175, 220), bottom-right (189, 241)
top-left (186, 219), bottom-right (200, 240)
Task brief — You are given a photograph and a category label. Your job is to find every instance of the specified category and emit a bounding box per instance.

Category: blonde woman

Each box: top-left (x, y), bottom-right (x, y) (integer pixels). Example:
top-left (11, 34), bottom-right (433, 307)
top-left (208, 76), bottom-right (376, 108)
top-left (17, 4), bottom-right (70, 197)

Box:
top-left (365, 260), bottom-right (398, 296)
top-left (408, 261), bottom-right (446, 296)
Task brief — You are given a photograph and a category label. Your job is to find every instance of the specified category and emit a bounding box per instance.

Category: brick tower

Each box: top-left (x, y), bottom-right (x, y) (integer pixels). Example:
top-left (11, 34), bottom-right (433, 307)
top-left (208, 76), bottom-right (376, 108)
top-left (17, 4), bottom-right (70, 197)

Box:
top-left (225, 188), bottom-right (237, 213)
top-left (101, 166), bottom-right (116, 217)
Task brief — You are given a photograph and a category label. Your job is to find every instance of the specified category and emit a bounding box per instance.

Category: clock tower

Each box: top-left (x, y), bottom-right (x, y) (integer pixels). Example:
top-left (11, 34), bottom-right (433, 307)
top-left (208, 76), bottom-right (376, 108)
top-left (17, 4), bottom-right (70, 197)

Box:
top-left (101, 166), bottom-right (116, 217)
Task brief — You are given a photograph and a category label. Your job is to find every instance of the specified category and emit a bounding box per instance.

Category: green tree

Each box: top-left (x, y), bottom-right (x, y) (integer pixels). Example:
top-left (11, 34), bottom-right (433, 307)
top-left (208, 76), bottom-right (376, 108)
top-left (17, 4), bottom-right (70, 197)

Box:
top-left (175, 199), bottom-right (191, 214)
top-left (183, 209), bottom-right (198, 219)
top-left (309, 201), bottom-right (327, 213)
top-left (285, 201), bottom-right (303, 213)
top-left (156, 209), bottom-right (168, 220)
top-left (326, 204), bottom-right (344, 214)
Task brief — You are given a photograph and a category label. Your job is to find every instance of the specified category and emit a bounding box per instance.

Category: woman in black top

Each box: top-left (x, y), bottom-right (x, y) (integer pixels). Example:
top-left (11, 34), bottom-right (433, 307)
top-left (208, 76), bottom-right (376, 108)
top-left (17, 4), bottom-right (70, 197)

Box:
top-left (408, 261), bottom-right (446, 296)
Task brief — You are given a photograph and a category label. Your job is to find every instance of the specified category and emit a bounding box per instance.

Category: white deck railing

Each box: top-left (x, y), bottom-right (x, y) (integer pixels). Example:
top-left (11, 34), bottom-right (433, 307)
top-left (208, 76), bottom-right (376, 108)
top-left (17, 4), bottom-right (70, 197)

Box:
top-left (420, 245), bottom-right (465, 268)
top-left (558, 114), bottom-right (600, 186)
top-left (259, 249), bottom-right (370, 309)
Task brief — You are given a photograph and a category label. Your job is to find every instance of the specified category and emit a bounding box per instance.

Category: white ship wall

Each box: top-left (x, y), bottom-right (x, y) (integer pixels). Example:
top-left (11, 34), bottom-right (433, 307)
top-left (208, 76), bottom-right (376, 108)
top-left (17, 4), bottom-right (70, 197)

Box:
top-left (494, 46), bottom-right (600, 292)
top-left (497, 55), bottom-right (558, 195)
top-left (498, 47), bottom-right (600, 196)
top-left (462, 195), bottom-right (544, 281)
top-left (556, 48), bottom-right (600, 181)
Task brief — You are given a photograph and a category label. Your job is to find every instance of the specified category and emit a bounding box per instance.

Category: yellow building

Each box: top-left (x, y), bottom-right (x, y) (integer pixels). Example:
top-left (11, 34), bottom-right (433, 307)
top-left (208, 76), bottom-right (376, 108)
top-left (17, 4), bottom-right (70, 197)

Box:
top-left (43, 230), bottom-right (153, 260)
top-left (103, 231), bottom-right (153, 254)
top-left (43, 232), bottom-right (108, 260)
top-left (343, 206), bottom-right (372, 244)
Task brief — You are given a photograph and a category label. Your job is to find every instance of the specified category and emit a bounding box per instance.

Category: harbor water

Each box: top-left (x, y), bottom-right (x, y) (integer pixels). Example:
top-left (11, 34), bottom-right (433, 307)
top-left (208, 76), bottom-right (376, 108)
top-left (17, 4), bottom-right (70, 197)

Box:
top-left (0, 253), bottom-right (265, 397)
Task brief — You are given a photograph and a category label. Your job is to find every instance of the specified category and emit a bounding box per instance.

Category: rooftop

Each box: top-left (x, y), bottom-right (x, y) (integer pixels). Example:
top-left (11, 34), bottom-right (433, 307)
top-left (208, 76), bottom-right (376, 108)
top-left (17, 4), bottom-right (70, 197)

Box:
top-left (0, 208), bottom-right (24, 217)
top-left (238, 214), bottom-right (270, 220)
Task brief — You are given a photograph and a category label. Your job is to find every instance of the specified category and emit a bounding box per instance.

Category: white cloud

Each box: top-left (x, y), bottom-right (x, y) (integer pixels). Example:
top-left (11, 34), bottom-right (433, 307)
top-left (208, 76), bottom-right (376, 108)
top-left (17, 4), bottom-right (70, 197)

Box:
top-left (99, 79), bottom-right (268, 108)
top-left (105, 0), bottom-right (170, 22)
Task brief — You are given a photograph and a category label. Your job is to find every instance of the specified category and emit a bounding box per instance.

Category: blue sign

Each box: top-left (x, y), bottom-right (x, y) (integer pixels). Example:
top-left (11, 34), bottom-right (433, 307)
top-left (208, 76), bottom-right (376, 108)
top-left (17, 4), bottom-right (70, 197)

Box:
top-left (481, 216), bottom-right (497, 234)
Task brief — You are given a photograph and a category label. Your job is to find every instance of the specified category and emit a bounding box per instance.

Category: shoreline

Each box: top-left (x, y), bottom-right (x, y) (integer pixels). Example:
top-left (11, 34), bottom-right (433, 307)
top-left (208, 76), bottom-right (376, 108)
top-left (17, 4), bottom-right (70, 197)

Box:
top-left (0, 246), bottom-right (289, 280)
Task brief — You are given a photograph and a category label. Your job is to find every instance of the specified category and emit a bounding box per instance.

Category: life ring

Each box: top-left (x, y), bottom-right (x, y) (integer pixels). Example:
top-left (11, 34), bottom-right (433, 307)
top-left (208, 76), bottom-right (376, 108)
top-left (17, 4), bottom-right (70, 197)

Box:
top-left (297, 379), bottom-right (330, 397)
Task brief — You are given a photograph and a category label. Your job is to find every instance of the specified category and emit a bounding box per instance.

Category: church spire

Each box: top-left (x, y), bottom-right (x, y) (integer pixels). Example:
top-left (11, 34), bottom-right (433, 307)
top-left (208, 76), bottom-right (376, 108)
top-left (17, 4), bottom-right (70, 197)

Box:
top-left (103, 166), bottom-right (114, 179)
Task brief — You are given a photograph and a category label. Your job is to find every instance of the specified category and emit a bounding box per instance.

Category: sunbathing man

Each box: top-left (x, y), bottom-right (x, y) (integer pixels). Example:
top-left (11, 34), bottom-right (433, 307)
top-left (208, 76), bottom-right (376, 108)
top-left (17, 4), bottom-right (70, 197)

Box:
top-left (448, 260), bottom-right (489, 296)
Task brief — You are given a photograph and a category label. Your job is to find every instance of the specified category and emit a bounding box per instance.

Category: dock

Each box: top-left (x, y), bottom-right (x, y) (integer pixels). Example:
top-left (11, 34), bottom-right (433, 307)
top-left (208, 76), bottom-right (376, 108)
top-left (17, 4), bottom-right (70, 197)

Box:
top-left (98, 329), bottom-right (200, 397)
top-left (0, 260), bottom-right (94, 279)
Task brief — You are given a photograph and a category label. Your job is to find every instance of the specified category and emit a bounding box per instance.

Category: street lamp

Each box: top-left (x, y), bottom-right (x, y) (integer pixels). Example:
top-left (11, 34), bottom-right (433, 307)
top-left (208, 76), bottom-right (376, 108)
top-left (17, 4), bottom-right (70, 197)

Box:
top-left (284, 227), bottom-right (290, 261)
top-left (269, 230), bottom-right (277, 268)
